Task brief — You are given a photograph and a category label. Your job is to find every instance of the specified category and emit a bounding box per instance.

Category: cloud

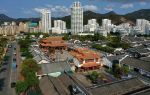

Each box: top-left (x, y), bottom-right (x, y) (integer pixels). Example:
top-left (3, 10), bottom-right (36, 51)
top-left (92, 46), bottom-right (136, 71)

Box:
top-left (23, 10), bottom-right (32, 15)
top-left (97, 0), bottom-right (150, 3)
top-left (104, 6), bottom-right (113, 11)
top-left (0, 9), bottom-right (7, 13)
top-left (34, 8), bottom-right (48, 13)
top-left (140, 1), bottom-right (146, 5)
top-left (34, 5), bottom-right (70, 17)
top-left (48, 5), bottom-right (70, 16)
top-left (83, 5), bottom-right (98, 11)
top-left (34, 4), bottom-right (98, 17)
top-left (121, 3), bottom-right (133, 9)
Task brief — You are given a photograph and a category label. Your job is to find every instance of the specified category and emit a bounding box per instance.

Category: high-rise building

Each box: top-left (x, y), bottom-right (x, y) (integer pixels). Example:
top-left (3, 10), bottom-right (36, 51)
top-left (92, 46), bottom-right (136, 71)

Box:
top-left (84, 19), bottom-right (99, 32)
top-left (136, 19), bottom-right (150, 35)
top-left (0, 22), bottom-right (19, 35)
top-left (102, 19), bottom-right (112, 34)
top-left (52, 20), bottom-right (67, 34)
top-left (71, 1), bottom-right (83, 35)
top-left (19, 22), bottom-right (28, 32)
top-left (41, 9), bottom-right (51, 33)
top-left (54, 20), bottom-right (66, 30)
top-left (28, 22), bottom-right (40, 33)
top-left (115, 23), bottom-right (131, 36)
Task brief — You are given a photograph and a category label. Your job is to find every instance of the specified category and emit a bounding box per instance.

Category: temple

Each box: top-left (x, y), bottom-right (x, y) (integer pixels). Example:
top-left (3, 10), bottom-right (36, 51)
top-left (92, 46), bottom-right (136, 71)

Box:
top-left (39, 37), bottom-right (67, 61)
top-left (70, 48), bottom-right (103, 72)
top-left (39, 37), bottom-right (67, 52)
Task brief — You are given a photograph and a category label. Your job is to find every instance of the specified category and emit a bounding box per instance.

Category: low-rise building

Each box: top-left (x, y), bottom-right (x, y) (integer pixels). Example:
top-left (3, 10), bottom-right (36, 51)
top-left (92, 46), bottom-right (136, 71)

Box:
top-left (39, 37), bottom-right (67, 53)
top-left (120, 56), bottom-right (150, 77)
top-left (69, 48), bottom-right (103, 71)
top-left (39, 37), bottom-right (67, 61)
top-left (89, 77), bottom-right (149, 95)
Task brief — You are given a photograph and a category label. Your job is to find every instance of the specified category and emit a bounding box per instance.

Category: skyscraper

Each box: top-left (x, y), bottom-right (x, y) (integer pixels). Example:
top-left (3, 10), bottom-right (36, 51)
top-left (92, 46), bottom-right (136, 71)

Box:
top-left (83, 19), bottom-right (99, 32)
top-left (52, 20), bottom-right (67, 34)
top-left (54, 20), bottom-right (66, 30)
top-left (0, 22), bottom-right (19, 35)
top-left (41, 9), bottom-right (51, 33)
top-left (71, 1), bottom-right (83, 35)
top-left (136, 19), bottom-right (150, 35)
top-left (102, 19), bottom-right (112, 34)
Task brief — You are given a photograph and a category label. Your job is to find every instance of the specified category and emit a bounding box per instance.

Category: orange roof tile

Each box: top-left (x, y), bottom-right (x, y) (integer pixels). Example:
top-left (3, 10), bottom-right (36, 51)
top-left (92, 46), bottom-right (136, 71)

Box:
top-left (70, 48), bottom-right (101, 61)
top-left (40, 43), bottom-right (67, 47)
top-left (41, 37), bottom-right (64, 43)
top-left (40, 37), bottom-right (67, 47)
top-left (82, 62), bottom-right (100, 68)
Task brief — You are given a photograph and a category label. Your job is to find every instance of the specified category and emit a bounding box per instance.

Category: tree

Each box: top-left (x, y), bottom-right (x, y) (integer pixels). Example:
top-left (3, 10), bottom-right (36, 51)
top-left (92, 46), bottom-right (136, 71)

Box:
top-left (112, 60), bottom-right (119, 72)
top-left (0, 38), bottom-right (8, 47)
top-left (92, 44), bottom-right (114, 53)
top-left (93, 33), bottom-right (99, 41)
top-left (112, 63), bottom-right (124, 79)
top-left (18, 39), bottom-right (30, 48)
top-left (25, 71), bottom-right (39, 87)
top-left (122, 66), bottom-right (130, 75)
top-left (21, 59), bottom-right (39, 73)
top-left (43, 33), bottom-right (49, 38)
top-left (17, 58), bottom-right (40, 94)
top-left (21, 66), bottom-right (33, 78)
top-left (110, 31), bottom-right (120, 36)
top-left (120, 42), bottom-right (130, 49)
top-left (3, 55), bottom-right (9, 61)
top-left (63, 33), bottom-right (70, 40)
top-left (115, 66), bottom-right (123, 79)
top-left (15, 81), bottom-right (28, 95)
top-left (89, 71), bottom-right (100, 83)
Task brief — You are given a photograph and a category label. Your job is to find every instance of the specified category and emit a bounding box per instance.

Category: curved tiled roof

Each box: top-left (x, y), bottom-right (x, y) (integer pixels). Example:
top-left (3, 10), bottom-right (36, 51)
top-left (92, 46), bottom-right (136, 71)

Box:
top-left (81, 62), bottom-right (100, 68)
top-left (39, 37), bottom-right (67, 47)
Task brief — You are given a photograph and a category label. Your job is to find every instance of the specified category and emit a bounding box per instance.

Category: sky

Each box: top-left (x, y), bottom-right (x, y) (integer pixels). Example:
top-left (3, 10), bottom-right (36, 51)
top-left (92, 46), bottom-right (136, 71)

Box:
top-left (0, 0), bottom-right (150, 18)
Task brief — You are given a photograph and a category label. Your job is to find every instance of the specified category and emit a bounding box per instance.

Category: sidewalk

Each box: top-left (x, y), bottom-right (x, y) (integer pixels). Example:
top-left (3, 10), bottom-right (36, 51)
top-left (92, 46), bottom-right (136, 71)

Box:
top-left (16, 44), bottom-right (22, 80)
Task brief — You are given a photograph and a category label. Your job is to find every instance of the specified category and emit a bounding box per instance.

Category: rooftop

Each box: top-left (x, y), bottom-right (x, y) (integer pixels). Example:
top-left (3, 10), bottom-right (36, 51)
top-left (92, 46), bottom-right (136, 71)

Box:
top-left (39, 37), bottom-right (67, 47)
top-left (70, 48), bottom-right (101, 61)
top-left (39, 73), bottom-right (74, 95)
top-left (122, 36), bottom-right (145, 43)
top-left (39, 76), bottom-right (59, 95)
top-left (81, 62), bottom-right (100, 68)
top-left (140, 57), bottom-right (150, 62)
top-left (39, 61), bottom-right (71, 75)
top-left (88, 77), bottom-right (149, 95)
top-left (41, 37), bottom-right (64, 42)
top-left (107, 54), bottom-right (126, 62)
top-left (133, 88), bottom-right (150, 95)
top-left (120, 56), bottom-right (150, 72)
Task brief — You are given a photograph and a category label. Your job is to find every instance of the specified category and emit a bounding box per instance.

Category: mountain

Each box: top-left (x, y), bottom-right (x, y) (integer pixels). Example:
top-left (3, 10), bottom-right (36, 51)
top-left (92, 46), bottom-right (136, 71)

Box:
top-left (0, 9), bottom-right (150, 28)
top-left (15, 18), bottom-right (41, 24)
top-left (125, 9), bottom-right (150, 21)
top-left (0, 14), bottom-right (41, 25)
top-left (0, 14), bottom-right (15, 24)
top-left (59, 9), bottom-right (150, 28)
top-left (57, 11), bottom-right (135, 28)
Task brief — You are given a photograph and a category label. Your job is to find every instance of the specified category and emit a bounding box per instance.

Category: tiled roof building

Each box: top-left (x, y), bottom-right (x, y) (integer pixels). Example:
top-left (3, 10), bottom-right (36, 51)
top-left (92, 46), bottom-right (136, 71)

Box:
top-left (70, 48), bottom-right (103, 71)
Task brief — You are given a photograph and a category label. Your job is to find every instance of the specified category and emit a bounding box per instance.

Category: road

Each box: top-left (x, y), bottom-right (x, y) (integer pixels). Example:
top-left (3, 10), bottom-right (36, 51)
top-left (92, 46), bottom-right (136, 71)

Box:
top-left (0, 41), bottom-right (16, 95)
